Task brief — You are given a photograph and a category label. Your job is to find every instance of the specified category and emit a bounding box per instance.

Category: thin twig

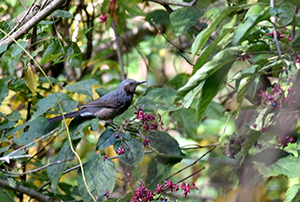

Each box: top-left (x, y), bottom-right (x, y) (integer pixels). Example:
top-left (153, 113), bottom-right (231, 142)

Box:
top-left (0, 179), bottom-right (58, 202)
top-left (0, 0), bottom-right (38, 42)
top-left (20, 128), bottom-right (65, 168)
top-left (1, 158), bottom-right (74, 176)
top-left (270, 0), bottom-right (282, 58)
top-left (151, 19), bottom-right (194, 66)
top-left (0, 0), bottom-right (66, 47)
top-left (111, 20), bottom-right (125, 80)
top-left (147, 0), bottom-right (199, 7)
top-left (164, 146), bottom-right (217, 181)
top-left (0, 186), bottom-right (14, 202)
top-left (0, 155), bottom-right (31, 163)
top-left (176, 167), bottom-right (205, 184)
top-left (6, 128), bottom-right (59, 158)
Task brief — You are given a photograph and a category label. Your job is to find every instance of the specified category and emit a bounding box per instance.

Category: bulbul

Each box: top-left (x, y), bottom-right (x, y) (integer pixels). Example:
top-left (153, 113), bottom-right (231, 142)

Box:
top-left (47, 79), bottom-right (146, 123)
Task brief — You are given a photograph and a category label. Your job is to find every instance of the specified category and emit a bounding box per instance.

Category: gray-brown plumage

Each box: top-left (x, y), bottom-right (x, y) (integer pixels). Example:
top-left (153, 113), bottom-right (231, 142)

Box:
top-left (47, 79), bottom-right (145, 123)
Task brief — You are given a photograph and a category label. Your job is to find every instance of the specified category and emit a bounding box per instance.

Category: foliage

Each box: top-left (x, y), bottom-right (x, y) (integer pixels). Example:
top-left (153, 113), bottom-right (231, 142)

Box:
top-left (1, 0), bottom-right (300, 201)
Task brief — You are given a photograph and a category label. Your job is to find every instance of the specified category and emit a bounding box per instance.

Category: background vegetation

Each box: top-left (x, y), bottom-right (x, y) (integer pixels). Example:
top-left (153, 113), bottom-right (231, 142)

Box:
top-left (0, 0), bottom-right (300, 201)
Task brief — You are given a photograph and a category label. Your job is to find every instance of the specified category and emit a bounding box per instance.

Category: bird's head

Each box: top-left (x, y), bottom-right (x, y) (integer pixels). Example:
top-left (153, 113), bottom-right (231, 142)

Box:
top-left (119, 79), bottom-right (146, 94)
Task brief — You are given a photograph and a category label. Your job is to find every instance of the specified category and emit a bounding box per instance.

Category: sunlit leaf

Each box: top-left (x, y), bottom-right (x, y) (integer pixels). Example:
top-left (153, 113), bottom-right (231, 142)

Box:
top-left (232, 7), bottom-right (270, 46)
top-left (25, 65), bottom-right (39, 96)
top-left (177, 46), bottom-right (245, 99)
top-left (192, 6), bottom-right (239, 57)
top-left (284, 184), bottom-right (300, 202)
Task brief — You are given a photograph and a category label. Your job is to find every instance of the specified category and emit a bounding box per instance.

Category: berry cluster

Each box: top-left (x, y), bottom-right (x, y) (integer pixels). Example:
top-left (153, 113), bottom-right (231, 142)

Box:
top-left (257, 83), bottom-right (297, 147)
top-left (134, 105), bottom-right (164, 132)
top-left (130, 181), bottom-right (198, 202)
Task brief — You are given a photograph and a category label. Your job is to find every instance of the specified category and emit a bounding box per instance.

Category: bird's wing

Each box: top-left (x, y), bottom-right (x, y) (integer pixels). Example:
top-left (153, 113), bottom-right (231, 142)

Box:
top-left (79, 96), bottom-right (123, 109)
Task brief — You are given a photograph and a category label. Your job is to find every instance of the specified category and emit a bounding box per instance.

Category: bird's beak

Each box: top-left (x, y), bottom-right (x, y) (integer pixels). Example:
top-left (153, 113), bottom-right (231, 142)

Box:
top-left (137, 81), bottom-right (146, 85)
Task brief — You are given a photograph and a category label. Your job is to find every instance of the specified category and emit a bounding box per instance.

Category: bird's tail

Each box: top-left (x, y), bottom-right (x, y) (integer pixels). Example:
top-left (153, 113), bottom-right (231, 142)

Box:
top-left (47, 110), bottom-right (81, 123)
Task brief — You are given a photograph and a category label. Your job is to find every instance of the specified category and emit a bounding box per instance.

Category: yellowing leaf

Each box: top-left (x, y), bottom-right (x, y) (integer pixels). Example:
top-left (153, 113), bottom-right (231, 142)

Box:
top-left (25, 65), bottom-right (39, 96)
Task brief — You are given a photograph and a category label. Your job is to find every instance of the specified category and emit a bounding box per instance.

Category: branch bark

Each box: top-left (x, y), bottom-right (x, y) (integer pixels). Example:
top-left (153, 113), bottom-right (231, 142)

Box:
top-left (147, 0), bottom-right (199, 7)
top-left (0, 179), bottom-right (59, 202)
top-left (0, 0), bottom-right (65, 48)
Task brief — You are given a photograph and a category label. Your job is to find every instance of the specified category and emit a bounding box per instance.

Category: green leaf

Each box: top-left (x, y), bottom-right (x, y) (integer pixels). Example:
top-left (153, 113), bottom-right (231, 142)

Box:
top-left (170, 7), bottom-right (204, 36)
top-left (169, 73), bottom-right (190, 90)
top-left (69, 118), bottom-right (99, 139)
top-left (0, 43), bottom-right (8, 54)
top-left (182, 82), bottom-right (204, 108)
top-left (243, 130), bottom-right (261, 158)
top-left (116, 138), bottom-right (144, 166)
top-left (10, 41), bottom-right (28, 57)
top-left (197, 64), bottom-right (231, 120)
top-left (0, 76), bottom-right (13, 106)
top-left (14, 116), bottom-right (58, 145)
top-left (146, 156), bottom-right (174, 190)
top-left (286, 0), bottom-right (300, 7)
top-left (47, 138), bottom-right (78, 194)
top-left (136, 88), bottom-right (179, 111)
top-left (24, 66), bottom-right (39, 96)
top-left (193, 28), bottom-right (233, 73)
top-left (7, 110), bottom-right (21, 121)
top-left (146, 10), bottom-right (170, 26)
top-left (204, 101), bottom-right (225, 120)
top-left (232, 7), bottom-right (270, 46)
top-left (0, 121), bottom-right (17, 131)
top-left (191, 6), bottom-right (239, 57)
top-left (236, 76), bottom-right (256, 109)
top-left (41, 40), bottom-right (64, 65)
top-left (65, 79), bottom-right (99, 98)
top-left (177, 46), bottom-right (244, 99)
top-left (284, 184), bottom-right (300, 202)
top-left (66, 41), bottom-right (82, 68)
top-left (171, 108), bottom-right (197, 139)
top-left (257, 155), bottom-right (300, 178)
top-left (276, 3), bottom-right (295, 26)
top-left (292, 30), bottom-right (300, 51)
top-left (33, 92), bottom-right (78, 119)
top-left (78, 155), bottom-right (116, 202)
top-left (146, 131), bottom-right (184, 160)
top-left (96, 128), bottom-right (117, 150)
top-left (53, 9), bottom-right (74, 18)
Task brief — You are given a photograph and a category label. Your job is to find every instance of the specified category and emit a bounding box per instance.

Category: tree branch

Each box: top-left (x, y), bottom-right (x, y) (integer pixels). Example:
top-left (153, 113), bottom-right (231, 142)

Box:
top-left (147, 0), bottom-right (199, 7)
top-left (0, 0), bottom-right (65, 48)
top-left (112, 20), bottom-right (125, 80)
top-left (0, 179), bottom-right (58, 202)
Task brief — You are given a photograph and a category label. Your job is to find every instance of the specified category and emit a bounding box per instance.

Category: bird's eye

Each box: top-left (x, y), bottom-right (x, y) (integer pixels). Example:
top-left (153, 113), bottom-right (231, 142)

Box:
top-left (129, 82), bottom-right (133, 86)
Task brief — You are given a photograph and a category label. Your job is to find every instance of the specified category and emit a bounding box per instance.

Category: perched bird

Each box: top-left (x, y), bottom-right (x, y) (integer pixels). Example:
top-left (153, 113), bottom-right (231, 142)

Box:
top-left (47, 79), bottom-right (146, 123)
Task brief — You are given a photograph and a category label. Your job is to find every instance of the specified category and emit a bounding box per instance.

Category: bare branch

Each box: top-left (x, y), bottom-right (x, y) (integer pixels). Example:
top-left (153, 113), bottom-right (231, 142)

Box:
top-left (1, 158), bottom-right (74, 176)
top-left (0, 179), bottom-right (58, 202)
top-left (112, 20), bottom-right (125, 80)
top-left (0, 155), bottom-right (31, 163)
top-left (6, 128), bottom-right (59, 158)
top-left (147, 0), bottom-right (199, 7)
top-left (0, 0), bottom-right (65, 48)
top-left (270, 0), bottom-right (282, 58)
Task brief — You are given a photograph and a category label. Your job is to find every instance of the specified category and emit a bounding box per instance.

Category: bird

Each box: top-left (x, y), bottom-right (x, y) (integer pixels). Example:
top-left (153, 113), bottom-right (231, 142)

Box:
top-left (47, 79), bottom-right (146, 123)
